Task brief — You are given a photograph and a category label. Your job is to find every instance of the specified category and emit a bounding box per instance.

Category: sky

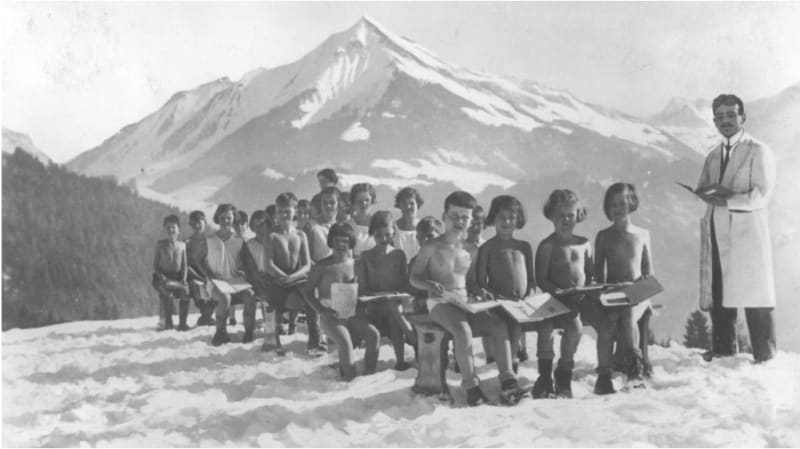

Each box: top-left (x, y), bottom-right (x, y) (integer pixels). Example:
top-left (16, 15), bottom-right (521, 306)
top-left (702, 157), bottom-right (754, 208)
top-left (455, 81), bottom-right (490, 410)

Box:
top-left (3, 2), bottom-right (800, 163)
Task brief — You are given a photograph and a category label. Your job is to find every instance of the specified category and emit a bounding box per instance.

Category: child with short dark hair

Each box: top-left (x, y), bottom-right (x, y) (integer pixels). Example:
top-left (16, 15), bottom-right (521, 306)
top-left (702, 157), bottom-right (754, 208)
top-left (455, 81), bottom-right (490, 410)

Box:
top-left (394, 187), bottom-right (424, 260)
top-left (152, 214), bottom-right (189, 330)
top-left (533, 189), bottom-right (592, 398)
top-left (407, 216), bottom-right (444, 313)
top-left (410, 191), bottom-right (524, 406)
top-left (302, 222), bottom-right (381, 380)
top-left (349, 183), bottom-right (377, 257)
top-left (472, 195), bottom-right (532, 368)
top-left (588, 182), bottom-right (653, 394)
top-left (185, 210), bottom-right (216, 326)
top-left (356, 211), bottom-right (416, 370)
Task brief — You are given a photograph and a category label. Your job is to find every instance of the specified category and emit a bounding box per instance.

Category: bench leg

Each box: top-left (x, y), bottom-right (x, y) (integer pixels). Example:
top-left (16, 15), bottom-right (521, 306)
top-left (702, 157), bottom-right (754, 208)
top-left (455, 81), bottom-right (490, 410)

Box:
top-left (411, 323), bottom-right (451, 398)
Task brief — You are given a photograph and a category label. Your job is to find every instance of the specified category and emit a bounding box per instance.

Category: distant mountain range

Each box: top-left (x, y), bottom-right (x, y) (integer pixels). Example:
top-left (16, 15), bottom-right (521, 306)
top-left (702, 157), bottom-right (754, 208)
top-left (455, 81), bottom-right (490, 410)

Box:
top-left (26, 16), bottom-right (798, 346)
top-left (2, 127), bottom-right (51, 165)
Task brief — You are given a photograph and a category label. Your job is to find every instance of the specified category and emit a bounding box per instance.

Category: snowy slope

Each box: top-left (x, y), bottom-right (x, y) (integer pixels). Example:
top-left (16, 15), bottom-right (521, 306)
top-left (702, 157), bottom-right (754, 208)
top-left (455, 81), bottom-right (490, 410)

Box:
top-left (2, 127), bottom-right (51, 165)
top-left (3, 316), bottom-right (799, 447)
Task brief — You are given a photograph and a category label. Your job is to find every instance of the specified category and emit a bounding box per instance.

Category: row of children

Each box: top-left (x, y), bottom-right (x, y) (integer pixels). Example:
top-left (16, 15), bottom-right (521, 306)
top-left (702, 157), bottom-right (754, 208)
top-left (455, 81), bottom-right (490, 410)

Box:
top-left (152, 168), bottom-right (654, 406)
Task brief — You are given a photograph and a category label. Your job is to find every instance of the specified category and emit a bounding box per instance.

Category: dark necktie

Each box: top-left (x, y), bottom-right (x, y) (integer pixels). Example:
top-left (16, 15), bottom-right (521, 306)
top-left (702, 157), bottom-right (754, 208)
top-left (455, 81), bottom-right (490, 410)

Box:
top-left (719, 143), bottom-right (732, 183)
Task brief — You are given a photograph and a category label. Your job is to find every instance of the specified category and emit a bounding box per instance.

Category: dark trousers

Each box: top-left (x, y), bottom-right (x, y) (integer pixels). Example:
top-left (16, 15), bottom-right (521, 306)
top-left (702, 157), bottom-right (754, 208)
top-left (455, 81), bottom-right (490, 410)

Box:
top-left (710, 218), bottom-right (776, 361)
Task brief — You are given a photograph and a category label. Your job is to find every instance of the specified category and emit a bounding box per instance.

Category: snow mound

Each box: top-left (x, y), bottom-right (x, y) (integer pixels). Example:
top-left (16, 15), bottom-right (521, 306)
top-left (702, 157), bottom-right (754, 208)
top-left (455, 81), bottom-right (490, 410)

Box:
top-left (3, 316), bottom-right (799, 447)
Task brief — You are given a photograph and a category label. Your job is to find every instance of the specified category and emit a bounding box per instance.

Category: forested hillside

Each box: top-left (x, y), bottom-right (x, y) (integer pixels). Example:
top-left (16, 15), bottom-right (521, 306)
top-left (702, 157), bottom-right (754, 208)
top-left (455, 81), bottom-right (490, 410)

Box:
top-left (2, 149), bottom-right (188, 329)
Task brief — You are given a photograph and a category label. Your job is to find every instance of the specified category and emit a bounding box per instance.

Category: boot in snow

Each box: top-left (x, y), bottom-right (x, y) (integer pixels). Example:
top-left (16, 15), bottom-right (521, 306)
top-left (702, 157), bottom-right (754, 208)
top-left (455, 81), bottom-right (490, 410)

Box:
top-left (532, 359), bottom-right (555, 399)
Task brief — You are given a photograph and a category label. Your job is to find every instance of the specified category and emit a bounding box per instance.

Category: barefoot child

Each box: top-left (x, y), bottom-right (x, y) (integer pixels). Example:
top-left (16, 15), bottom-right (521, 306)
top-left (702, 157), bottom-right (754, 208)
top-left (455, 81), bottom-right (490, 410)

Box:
top-left (473, 195), bottom-right (532, 367)
top-left (205, 204), bottom-right (257, 346)
top-left (589, 183), bottom-right (653, 394)
top-left (349, 183), bottom-right (377, 257)
top-left (185, 210), bottom-right (216, 326)
top-left (407, 216), bottom-right (444, 314)
top-left (152, 214), bottom-right (189, 330)
top-left (356, 211), bottom-right (416, 370)
top-left (394, 187), bottom-right (424, 260)
top-left (410, 191), bottom-right (525, 406)
top-left (265, 193), bottom-right (312, 342)
top-left (302, 222), bottom-right (381, 380)
top-left (533, 189), bottom-right (592, 399)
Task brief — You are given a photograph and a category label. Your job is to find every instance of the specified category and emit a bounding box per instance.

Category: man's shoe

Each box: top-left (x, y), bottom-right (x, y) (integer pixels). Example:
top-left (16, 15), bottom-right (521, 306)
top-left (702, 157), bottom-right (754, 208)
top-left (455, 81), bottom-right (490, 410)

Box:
top-left (594, 373), bottom-right (616, 395)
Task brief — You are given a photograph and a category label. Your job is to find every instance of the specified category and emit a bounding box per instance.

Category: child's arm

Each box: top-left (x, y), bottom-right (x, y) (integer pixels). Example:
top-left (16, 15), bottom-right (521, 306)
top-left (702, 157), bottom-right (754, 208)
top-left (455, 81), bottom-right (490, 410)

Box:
top-left (593, 232), bottom-right (607, 284)
top-left (470, 243), bottom-right (495, 298)
top-left (583, 240), bottom-right (595, 286)
top-left (285, 231), bottom-right (311, 283)
top-left (534, 240), bottom-right (560, 294)
top-left (264, 235), bottom-right (290, 281)
top-left (641, 230), bottom-right (654, 278)
top-left (179, 245), bottom-right (188, 284)
top-left (301, 264), bottom-right (335, 318)
top-left (409, 244), bottom-right (442, 295)
top-left (355, 255), bottom-right (369, 295)
top-left (395, 251), bottom-right (411, 294)
top-left (523, 241), bottom-right (537, 296)
top-left (152, 241), bottom-right (162, 275)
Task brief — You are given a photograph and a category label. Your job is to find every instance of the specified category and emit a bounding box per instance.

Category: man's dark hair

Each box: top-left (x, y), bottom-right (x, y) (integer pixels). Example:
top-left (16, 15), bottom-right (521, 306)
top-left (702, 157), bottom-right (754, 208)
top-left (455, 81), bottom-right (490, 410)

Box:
top-left (443, 191), bottom-right (477, 212)
top-left (712, 94), bottom-right (745, 116)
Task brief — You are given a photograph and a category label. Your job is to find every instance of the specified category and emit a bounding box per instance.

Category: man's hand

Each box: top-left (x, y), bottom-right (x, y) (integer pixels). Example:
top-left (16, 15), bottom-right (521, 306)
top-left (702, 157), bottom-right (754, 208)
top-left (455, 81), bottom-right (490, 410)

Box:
top-left (700, 194), bottom-right (727, 207)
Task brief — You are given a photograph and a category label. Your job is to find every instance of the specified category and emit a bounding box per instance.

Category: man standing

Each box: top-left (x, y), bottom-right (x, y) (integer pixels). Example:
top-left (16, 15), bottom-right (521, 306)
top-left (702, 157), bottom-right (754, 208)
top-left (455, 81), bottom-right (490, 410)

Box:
top-left (696, 94), bottom-right (776, 363)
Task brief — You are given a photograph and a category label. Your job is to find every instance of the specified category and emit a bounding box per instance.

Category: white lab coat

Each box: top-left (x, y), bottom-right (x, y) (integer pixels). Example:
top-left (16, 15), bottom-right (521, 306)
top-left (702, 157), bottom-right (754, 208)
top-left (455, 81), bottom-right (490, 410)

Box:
top-left (697, 132), bottom-right (776, 309)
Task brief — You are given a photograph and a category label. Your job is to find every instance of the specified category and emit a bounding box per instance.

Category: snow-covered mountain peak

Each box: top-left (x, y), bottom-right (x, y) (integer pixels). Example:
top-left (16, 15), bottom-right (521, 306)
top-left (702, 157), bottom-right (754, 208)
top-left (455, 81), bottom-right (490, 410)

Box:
top-left (651, 97), bottom-right (711, 128)
top-left (2, 127), bottom-right (52, 164)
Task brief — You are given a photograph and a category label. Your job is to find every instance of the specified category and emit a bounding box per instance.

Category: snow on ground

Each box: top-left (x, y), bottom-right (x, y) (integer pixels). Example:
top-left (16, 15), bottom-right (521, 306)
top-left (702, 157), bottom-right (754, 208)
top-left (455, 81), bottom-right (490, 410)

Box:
top-left (3, 315), bottom-right (799, 447)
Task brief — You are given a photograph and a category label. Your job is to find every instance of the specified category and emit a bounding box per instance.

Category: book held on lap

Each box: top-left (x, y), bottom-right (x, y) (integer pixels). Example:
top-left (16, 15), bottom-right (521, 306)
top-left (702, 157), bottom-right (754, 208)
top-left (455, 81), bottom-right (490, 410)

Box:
top-left (437, 290), bottom-right (502, 314)
top-left (210, 277), bottom-right (252, 295)
top-left (496, 292), bottom-right (571, 324)
top-left (359, 292), bottom-right (413, 302)
top-left (599, 277), bottom-right (664, 307)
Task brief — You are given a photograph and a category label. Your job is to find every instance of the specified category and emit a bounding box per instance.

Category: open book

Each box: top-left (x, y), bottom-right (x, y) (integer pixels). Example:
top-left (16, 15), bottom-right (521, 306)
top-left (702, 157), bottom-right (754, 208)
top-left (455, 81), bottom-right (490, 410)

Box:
top-left (210, 277), bottom-right (253, 296)
top-left (599, 277), bottom-right (664, 307)
top-left (437, 290), bottom-right (502, 314)
top-left (496, 292), bottom-right (571, 324)
top-left (330, 282), bottom-right (359, 319)
top-left (676, 182), bottom-right (735, 199)
top-left (554, 283), bottom-right (606, 298)
top-left (359, 292), bottom-right (413, 303)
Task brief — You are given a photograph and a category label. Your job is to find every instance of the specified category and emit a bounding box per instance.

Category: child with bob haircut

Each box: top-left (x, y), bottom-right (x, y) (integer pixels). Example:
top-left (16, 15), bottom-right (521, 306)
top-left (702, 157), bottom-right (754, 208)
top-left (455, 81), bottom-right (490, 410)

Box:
top-left (349, 182), bottom-right (377, 257)
top-left (410, 191), bottom-right (525, 406)
top-left (185, 210), bottom-right (216, 326)
top-left (587, 182), bottom-right (653, 394)
top-left (533, 189), bottom-right (592, 399)
top-left (356, 210), bottom-right (416, 370)
top-left (472, 195), bottom-right (532, 367)
top-left (296, 199), bottom-right (313, 235)
top-left (302, 222), bottom-right (381, 380)
top-left (394, 187), bottom-right (424, 260)
top-left (152, 214), bottom-right (189, 330)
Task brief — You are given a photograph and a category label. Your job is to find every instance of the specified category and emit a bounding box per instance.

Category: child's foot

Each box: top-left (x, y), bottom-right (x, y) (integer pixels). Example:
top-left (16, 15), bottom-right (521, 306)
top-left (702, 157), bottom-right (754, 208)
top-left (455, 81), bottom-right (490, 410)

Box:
top-left (512, 360), bottom-right (519, 374)
top-left (517, 348), bottom-right (529, 362)
top-left (394, 361), bottom-right (412, 371)
top-left (466, 385), bottom-right (488, 406)
top-left (276, 325), bottom-right (286, 336)
top-left (287, 324), bottom-right (296, 335)
top-left (499, 379), bottom-right (528, 406)
top-left (196, 316), bottom-right (207, 326)
top-left (531, 375), bottom-right (555, 399)
top-left (594, 373), bottom-right (616, 395)
top-left (211, 331), bottom-right (230, 346)
top-left (176, 323), bottom-right (190, 332)
top-left (554, 368), bottom-right (573, 398)
top-left (642, 361), bottom-right (653, 378)
top-left (229, 316), bottom-right (237, 326)
top-left (242, 329), bottom-right (254, 344)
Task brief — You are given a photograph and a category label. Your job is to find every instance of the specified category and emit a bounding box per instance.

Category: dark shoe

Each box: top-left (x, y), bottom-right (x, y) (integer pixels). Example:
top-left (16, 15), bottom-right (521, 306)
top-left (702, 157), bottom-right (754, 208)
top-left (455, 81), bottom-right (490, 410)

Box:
top-left (512, 360), bottom-right (519, 374)
top-left (176, 323), bottom-right (190, 332)
top-left (627, 352), bottom-right (644, 384)
top-left (211, 330), bottom-right (230, 346)
top-left (554, 368), bottom-right (573, 398)
top-left (177, 301), bottom-right (190, 331)
top-left (532, 359), bottom-right (555, 399)
top-left (206, 316), bottom-right (216, 326)
top-left (276, 325), bottom-right (286, 336)
top-left (518, 348), bottom-right (529, 362)
top-left (394, 361), bottom-right (412, 371)
top-left (288, 324), bottom-right (296, 335)
top-left (642, 361), bottom-right (653, 378)
top-left (229, 316), bottom-right (237, 326)
top-left (500, 378), bottom-right (527, 405)
top-left (196, 316), bottom-right (208, 326)
top-left (594, 373), bottom-right (616, 395)
top-left (242, 329), bottom-right (254, 344)
top-left (466, 385), bottom-right (488, 406)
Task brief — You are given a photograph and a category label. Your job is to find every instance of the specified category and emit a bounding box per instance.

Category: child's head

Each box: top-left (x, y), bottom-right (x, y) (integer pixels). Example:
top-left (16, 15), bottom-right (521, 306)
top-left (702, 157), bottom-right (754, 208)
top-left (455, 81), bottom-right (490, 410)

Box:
top-left (467, 205), bottom-right (486, 241)
top-left (543, 189), bottom-right (586, 233)
top-left (319, 187), bottom-right (340, 221)
top-left (395, 187), bottom-right (423, 219)
top-left (603, 182), bottom-right (639, 221)
top-left (275, 192), bottom-right (299, 228)
top-left (189, 210), bottom-right (206, 234)
top-left (297, 199), bottom-right (310, 226)
top-left (264, 204), bottom-right (278, 231)
top-left (249, 210), bottom-right (268, 238)
top-left (416, 216), bottom-right (443, 246)
top-left (213, 204), bottom-right (238, 230)
top-left (163, 214), bottom-right (180, 240)
top-left (350, 183), bottom-right (377, 214)
top-left (486, 195), bottom-right (527, 234)
top-left (368, 210), bottom-right (395, 247)
top-left (317, 168), bottom-right (338, 189)
top-left (327, 221), bottom-right (357, 253)
top-left (235, 210), bottom-right (249, 236)
top-left (442, 191), bottom-right (477, 238)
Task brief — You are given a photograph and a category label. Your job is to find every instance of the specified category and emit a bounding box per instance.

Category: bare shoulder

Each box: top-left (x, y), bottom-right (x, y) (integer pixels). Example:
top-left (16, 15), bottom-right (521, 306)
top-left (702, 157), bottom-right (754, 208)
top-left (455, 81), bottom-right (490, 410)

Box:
top-left (537, 234), bottom-right (556, 251)
top-left (511, 237), bottom-right (531, 251)
top-left (573, 234), bottom-right (590, 246)
top-left (632, 225), bottom-right (651, 242)
top-left (389, 247), bottom-right (407, 262)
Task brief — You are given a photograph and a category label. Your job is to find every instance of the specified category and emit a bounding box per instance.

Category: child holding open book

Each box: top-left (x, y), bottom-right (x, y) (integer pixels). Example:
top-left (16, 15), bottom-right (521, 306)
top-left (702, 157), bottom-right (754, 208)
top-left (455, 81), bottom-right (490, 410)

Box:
top-left (533, 189), bottom-right (592, 399)
top-left (587, 182), bottom-right (653, 393)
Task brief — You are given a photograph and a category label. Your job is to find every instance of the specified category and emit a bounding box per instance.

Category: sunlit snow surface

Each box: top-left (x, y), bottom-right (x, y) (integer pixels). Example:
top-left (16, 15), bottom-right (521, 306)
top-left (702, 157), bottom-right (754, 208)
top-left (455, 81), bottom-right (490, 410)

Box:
top-left (3, 316), bottom-right (799, 447)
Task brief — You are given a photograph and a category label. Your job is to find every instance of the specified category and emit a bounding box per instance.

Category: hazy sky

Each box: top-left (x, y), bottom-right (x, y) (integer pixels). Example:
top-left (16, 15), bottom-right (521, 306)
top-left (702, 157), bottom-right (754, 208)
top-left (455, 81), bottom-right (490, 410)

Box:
top-left (3, 2), bottom-right (800, 162)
